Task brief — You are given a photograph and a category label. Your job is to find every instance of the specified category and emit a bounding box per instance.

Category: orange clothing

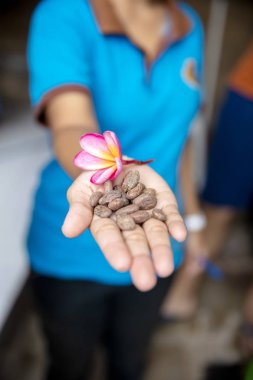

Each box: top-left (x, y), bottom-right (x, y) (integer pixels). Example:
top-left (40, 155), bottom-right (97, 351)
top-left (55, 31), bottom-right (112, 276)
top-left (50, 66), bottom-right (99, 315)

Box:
top-left (228, 39), bottom-right (253, 100)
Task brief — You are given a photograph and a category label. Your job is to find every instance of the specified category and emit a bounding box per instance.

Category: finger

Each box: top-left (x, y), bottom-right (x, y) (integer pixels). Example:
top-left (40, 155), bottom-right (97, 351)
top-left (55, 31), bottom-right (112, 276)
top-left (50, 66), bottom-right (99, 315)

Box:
top-left (143, 218), bottom-right (174, 278)
top-left (157, 191), bottom-right (187, 242)
top-left (62, 201), bottom-right (93, 238)
top-left (90, 216), bottom-right (132, 272)
top-left (62, 182), bottom-right (93, 237)
top-left (123, 226), bottom-right (157, 292)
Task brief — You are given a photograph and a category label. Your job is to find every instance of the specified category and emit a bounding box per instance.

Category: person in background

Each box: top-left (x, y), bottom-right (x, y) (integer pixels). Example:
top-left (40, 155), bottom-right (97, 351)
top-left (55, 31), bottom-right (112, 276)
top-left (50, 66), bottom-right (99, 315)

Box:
top-left (27, 0), bottom-right (203, 379)
top-left (160, 134), bottom-right (208, 320)
top-left (161, 39), bottom-right (253, 326)
top-left (203, 38), bottom-right (253, 359)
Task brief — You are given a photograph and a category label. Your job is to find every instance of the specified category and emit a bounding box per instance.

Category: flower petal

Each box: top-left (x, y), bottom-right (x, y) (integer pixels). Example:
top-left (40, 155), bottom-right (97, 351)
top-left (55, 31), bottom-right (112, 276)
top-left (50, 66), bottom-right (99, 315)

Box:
top-left (90, 166), bottom-right (117, 185)
top-left (80, 133), bottom-right (114, 161)
top-left (103, 131), bottom-right (122, 158)
top-left (74, 151), bottom-right (115, 170)
top-left (108, 157), bottom-right (123, 180)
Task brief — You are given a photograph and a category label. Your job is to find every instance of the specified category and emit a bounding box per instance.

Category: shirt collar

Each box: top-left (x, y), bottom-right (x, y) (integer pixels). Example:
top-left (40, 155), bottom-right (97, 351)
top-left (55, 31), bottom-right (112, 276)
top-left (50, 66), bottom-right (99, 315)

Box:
top-left (90, 0), bottom-right (191, 42)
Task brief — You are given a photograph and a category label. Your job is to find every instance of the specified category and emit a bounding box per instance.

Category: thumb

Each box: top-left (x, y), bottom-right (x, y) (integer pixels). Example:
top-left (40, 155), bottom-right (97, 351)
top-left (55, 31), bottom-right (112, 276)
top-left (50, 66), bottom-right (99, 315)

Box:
top-left (62, 185), bottom-right (93, 238)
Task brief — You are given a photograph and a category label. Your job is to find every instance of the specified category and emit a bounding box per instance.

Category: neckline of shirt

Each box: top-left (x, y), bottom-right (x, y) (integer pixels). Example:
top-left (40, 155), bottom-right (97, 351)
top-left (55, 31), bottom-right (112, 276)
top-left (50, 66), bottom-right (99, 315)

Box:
top-left (89, 0), bottom-right (193, 64)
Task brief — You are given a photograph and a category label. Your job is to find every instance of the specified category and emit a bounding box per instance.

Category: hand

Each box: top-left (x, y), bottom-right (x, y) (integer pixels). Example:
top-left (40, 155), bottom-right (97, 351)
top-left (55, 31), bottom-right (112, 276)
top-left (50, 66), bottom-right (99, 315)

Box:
top-left (183, 230), bottom-right (209, 275)
top-left (62, 165), bottom-right (187, 292)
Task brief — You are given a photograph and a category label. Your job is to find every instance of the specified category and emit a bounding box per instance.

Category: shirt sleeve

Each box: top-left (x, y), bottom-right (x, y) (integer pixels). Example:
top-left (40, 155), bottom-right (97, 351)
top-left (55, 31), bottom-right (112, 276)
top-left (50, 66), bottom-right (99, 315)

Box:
top-left (27, 0), bottom-right (92, 124)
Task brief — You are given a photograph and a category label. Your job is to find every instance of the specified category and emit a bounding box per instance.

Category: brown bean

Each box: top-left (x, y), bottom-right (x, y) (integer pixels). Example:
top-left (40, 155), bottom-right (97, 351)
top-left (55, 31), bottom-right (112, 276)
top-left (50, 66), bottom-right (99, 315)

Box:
top-left (133, 194), bottom-right (157, 210)
top-left (113, 185), bottom-right (123, 192)
top-left (152, 208), bottom-right (167, 221)
top-left (104, 180), bottom-right (113, 192)
top-left (130, 210), bottom-right (150, 224)
top-left (126, 182), bottom-right (145, 200)
top-left (99, 190), bottom-right (122, 205)
top-left (116, 214), bottom-right (136, 231)
top-left (143, 188), bottom-right (156, 196)
top-left (89, 191), bottom-right (104, 207)
top-left (110, 213), bottom-right (117, 222)
top-left (122, 170), bottom-right (140, 192)
top-left (94, 205), bottom-right (112, 218)
top-left (108, 197), bottom-right (129, 211)
top-left (115, 204), bottom-right (139, 215)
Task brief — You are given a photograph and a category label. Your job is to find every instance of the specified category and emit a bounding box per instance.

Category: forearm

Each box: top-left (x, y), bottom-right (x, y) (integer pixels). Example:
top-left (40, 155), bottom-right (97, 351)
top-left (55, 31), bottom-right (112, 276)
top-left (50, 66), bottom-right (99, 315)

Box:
top-left (45, 91), bottom-right (99, 179)
top-left (52, 126), bottom-right (91, 179)
top-left (180, 138), bottom-right (202, 215)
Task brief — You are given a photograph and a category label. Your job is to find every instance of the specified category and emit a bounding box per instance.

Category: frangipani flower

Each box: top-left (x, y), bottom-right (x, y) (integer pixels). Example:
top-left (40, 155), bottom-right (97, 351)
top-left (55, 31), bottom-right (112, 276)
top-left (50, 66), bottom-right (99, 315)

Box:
top-left (74, 131), bottom-right (153, 185)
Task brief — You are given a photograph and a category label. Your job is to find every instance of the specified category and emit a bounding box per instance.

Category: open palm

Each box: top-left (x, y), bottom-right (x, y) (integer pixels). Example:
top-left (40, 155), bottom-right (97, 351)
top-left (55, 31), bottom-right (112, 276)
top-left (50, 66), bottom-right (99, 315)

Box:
top-left (62, 165), bottom-right (187, 292)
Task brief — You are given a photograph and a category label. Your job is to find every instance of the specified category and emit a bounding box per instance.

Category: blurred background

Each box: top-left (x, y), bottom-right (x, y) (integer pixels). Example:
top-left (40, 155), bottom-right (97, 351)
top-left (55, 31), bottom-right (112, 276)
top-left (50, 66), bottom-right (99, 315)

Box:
top-left (0, 0), bottom-right (253, 379)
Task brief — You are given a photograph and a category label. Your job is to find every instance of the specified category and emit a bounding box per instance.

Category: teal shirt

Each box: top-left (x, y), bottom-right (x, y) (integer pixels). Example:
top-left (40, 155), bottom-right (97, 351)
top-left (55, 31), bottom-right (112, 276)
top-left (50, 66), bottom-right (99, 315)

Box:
top-left (27, 0), bottom-right (203, 284)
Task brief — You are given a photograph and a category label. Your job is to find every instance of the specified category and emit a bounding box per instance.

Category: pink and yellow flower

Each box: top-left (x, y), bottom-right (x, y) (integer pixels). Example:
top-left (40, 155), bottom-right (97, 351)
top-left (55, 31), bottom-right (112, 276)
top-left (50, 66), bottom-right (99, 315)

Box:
top-left (74, 131), bottom-right (153, 185)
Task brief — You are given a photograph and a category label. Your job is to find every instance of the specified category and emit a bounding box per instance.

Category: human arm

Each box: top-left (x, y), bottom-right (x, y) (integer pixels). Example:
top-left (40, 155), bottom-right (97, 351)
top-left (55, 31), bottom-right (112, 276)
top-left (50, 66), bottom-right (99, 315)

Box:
top-left (28, 1), bottom-right (187, 292)
top-left (39, 89), bottom-right (186, 291)
top-left (180, 137), bottom-right (208, 274)
top-left (47, 91), bottom-right (98, 178)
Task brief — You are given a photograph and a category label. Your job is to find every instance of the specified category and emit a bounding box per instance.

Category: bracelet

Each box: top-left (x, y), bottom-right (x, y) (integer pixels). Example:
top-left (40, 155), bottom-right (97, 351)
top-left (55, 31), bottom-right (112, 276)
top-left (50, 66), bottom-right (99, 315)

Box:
top-left (184, 213), bottom-right (207, 233)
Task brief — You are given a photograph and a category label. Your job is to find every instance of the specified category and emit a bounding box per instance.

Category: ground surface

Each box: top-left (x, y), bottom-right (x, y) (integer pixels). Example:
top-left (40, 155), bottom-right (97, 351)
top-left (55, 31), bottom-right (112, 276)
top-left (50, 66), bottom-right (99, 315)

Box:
top-left (1, 1), bottom-right (253, 379)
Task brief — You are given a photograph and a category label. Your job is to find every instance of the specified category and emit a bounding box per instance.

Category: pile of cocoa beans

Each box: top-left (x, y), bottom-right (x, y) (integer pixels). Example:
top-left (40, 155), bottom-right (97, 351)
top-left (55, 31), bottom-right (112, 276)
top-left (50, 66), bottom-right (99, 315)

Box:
top-left (89, 170), bottom-right (167, 231)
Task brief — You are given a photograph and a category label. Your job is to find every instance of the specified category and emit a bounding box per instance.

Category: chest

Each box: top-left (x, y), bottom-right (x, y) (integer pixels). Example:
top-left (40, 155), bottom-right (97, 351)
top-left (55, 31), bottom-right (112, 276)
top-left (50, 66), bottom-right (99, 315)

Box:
top-left (90, 34), bottom-right (201, 133)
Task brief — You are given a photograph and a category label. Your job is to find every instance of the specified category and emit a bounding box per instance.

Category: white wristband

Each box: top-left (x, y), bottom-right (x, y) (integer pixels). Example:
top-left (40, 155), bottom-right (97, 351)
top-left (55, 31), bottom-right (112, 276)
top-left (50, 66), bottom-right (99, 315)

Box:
top-left (184, 213), bottom-right (207, 233)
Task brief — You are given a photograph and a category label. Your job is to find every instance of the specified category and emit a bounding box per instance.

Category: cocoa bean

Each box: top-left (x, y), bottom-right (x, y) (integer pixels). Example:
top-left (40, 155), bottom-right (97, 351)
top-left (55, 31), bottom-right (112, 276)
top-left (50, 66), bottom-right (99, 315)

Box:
top-left (89, 191), bottom-right (104, 207)
top-left (130, 210), bottom-right (150, 224)
top-left (143, 188), bottom-right (156, 196)
top-left (126, 182), bottom-right (145, 200)
top-left (94, 205), bottom-right (112, 218)
top-left (121, 192), bottom-right (129, 201)
top-left (115, 204), bottom-right (139, 215)
top-left (133, 194), bottom-right (157, 210)
top-left (122, 170), bottom-right (140, 192)
top-left (108, 197), bottom-right (129, 211)
top-left (104, 180), bottom-right (113, 192)
top-left (113, 185), bottom-right (123, 192)
top-left (99, 190), bottom-right (122, 205)
top-left (110, 213), bottom-right (117, 222)
top-left (116, 214), bottom-right (136, 231)
top-left (152, 208), bottom-right (167, 221)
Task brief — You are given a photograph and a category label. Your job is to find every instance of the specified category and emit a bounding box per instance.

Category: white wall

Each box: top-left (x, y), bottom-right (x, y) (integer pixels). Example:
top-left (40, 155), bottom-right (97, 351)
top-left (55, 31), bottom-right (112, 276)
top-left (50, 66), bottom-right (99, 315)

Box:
top-left (0, 109), bottom-right (51, 331)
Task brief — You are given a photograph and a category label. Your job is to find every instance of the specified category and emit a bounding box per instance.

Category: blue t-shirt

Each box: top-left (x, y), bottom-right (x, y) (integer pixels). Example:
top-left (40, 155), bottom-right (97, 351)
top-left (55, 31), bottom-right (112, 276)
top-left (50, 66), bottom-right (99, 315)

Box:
top-left (27, 0), bottom-right (203, 284)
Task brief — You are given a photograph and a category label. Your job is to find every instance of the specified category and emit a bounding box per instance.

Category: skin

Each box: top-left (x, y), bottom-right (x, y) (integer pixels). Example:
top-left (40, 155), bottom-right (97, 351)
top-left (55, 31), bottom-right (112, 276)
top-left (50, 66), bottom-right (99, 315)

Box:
top-left (108, 0), bottom-right (171, 60)
top-left (47, 90), bottom-right (187, 292)
top-left (43, 1), bottom-right (188, 292)
top-left (62, 165), bottom-right (187, 292)
top-left (161, 138), bottom-right (209, 317)
top-left (161, 139), bottom-right (237, 318)
top-left (177, 138), bottom-right (208, 277)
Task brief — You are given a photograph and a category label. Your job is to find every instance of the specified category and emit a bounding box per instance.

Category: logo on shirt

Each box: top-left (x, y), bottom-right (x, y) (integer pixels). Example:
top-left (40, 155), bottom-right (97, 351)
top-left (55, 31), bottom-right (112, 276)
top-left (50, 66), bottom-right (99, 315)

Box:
top-left (181, 58), bottom-right (200, 89)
